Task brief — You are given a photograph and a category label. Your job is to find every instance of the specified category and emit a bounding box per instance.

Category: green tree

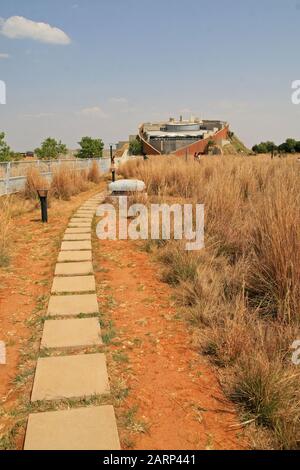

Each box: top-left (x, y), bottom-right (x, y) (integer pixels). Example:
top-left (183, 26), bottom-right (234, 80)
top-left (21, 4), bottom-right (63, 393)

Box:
top-left (252, 141), bottom-right (276, 154)
top-left (129, 138), bottom-right (143, 156)
top-left (0, 132), bottom-right (12, 162)
top-left (281, 138), bottom-right (297, 153)
top-left (35, 138), bottom-right (67, 160)
top-left (77, 137), bottom-right (104, 159)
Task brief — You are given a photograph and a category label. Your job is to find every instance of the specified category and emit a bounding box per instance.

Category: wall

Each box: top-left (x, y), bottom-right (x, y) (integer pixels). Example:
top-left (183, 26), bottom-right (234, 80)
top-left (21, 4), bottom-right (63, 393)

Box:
top-left (174, 126), bottom-right (229, 157)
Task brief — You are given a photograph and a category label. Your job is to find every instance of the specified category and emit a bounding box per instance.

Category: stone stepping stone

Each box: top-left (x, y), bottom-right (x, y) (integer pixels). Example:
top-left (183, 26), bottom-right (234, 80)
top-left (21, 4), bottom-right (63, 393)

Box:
top-left (47, 293), bottom-right (99, 317)
top-left (65, 228), bottom-right (91, 234)
top-left (58, 251), bottom-right (92, 262)
top-left (68, 222), bottom-right (91, 228)
top-left (82, 204), bottom-right (99, 214)
top-left (63, 233), bottom-right (91, 241)
top-left (75, 212), bottom-right (95, 216)
top-left (61, 241), bottom-right (92, 251)
top-left (24, 406), bottom-right (120, 450)
top-left (31, 353), bottom-right (110, 401)
top-left (41, 318), bottom-right (102, 349)
top-left (72, 215), bottom-right (93, 220)
top-left (51, 275), bottom-right (95, 293)
top-left (55, 261), bottom-right (93, 276)
top-left (70, 218), bottom-right (93, 223)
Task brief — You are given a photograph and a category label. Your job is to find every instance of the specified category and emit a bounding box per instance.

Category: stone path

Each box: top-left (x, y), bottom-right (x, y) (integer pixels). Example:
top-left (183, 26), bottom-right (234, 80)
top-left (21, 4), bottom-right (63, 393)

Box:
top-left (24, 193), bottom-right (120, 450)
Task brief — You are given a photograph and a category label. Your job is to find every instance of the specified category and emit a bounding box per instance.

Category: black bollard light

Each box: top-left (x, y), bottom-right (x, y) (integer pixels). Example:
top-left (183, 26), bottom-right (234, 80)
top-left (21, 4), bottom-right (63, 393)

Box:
top-left (37, 189), bottom-right (49, 223)
top-left (111, 155), bottom-right (116, 182)
top-left (111, 165), bottom-right (116, 182)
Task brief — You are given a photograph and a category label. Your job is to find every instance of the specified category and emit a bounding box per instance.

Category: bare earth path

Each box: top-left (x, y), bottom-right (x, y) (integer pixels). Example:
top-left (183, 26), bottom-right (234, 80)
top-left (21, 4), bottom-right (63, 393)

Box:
top-left (94, 239), bottom-right (246, 450)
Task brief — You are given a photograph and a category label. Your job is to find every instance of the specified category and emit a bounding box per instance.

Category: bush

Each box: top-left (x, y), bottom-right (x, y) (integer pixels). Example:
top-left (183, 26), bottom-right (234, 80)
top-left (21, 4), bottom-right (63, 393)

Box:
top-left (24, 168), bottom-right (48, 200)
top-left (88, 160), bottom-right (101, 183)
top-left (129, 138), bottom-right (143, 156)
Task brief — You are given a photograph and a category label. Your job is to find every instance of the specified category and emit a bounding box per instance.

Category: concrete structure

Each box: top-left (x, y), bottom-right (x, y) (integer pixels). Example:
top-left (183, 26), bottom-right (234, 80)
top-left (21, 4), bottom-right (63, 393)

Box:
top-left (41, 318), bottom-right (102, 349)
top-left (47, 293), bottom-right (99, 317)
top-left (58, 251), bottom-right (92, 262)
top-left (51, 275), bottom-right (95, 293)
top-left (54, 261), bottom-right (93, 276)
top-left (139, 116), bottom-right (229, 156)
top-left (31, 353), bottom-right (110, 401)
top-left (24, 406), bottom-right (120, 450)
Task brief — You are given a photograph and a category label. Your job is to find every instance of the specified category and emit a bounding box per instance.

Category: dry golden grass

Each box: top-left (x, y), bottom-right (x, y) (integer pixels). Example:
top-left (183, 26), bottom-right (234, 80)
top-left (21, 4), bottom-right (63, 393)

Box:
top-left (50, 165), bottom-right (90, 200)
top-left (0, 197), bottom-right (12, 266)
top-left (121, 154), bottom-right (300, 449)
top-left (24, 167), bottom-right (49, 200)
top-left (88, 160), bottom-right (102, 184)
top-left (0, 194), bottom-right (39, 266)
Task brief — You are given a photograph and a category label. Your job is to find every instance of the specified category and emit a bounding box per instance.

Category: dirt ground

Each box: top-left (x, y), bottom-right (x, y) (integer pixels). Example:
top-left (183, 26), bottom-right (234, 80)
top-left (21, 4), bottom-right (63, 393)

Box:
top-left (94, 238), bottom-right (246, 450)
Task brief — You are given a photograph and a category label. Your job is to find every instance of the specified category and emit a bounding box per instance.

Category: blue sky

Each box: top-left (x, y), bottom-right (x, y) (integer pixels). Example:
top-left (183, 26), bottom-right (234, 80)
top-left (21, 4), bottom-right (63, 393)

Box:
top-left (1, 0), bottom-right (300, 151)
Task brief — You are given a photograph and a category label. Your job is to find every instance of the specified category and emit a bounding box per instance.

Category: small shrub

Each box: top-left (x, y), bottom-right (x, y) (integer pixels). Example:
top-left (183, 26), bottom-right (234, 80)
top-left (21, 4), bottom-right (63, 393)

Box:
top-left (88, 161), bottom-right (101, 184)
top-left (24, 168), bottom-right (48, 200)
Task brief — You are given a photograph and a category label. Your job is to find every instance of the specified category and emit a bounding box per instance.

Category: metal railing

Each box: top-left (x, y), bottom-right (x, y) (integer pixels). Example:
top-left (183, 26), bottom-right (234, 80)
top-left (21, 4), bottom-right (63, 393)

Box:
top-left (0, 150), bottom-right (133, 196)
top-left (0, 157), bottom-right (124, 196)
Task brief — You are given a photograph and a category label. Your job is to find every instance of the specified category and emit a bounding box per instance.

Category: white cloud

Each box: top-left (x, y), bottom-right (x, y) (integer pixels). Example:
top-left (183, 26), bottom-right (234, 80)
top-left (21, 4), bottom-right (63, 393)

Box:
top-left (77, 106), bottom-right (108, 118)
top-left (0, 53), bottom-right (10, 59)
top-left (0, 16), bottom-right (71, 45)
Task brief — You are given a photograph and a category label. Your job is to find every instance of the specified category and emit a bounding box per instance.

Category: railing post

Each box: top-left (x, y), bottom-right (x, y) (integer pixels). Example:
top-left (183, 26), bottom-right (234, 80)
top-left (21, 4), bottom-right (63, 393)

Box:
top-left (5, 162), bottom-right (11, 195)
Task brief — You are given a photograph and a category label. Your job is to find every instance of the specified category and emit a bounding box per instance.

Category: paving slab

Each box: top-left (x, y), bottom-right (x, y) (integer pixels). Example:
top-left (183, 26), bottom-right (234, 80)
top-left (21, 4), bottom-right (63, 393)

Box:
top-left (75, 214), bottom-right (94, 218)
top-left (47, 293), bottom-right (99, 316)
top-left (61, 241), bottom-right (92, 251)
top-left (51, 275), bottom-right (95, 293)
top-left (70, 218), bottom-right (93, 223)
top-left (63, 233), bottom-right (91, 241)
top-left (73, 217), bottom-right (93, 221)
top-left (68, 222), bottom-right (91, 228)
top-left (31, 354), bottom-right (110, 401)
top-left (24, 406), bottom-right (120, 450)
top-left (81, 204), bottom-right (99, 211)
top-left (41, 318), bottom-right (102, 349)
top-left (65, 227), bottom-right (91, 234)
top-left (75, 211), bottom-right (95, 216)
top-left (55, 261), bottom-right (93, 276)
top-left (58, 251), bottom-right (92, 262)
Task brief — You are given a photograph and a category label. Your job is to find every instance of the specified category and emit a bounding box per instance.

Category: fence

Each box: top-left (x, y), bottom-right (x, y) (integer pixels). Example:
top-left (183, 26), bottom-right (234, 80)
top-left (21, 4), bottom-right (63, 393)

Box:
top-left (0, 157), bottom-right (122, 196)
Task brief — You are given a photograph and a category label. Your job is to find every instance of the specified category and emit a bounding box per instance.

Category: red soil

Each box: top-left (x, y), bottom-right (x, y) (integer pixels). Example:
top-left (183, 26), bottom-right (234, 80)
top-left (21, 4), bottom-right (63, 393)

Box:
top-left (94, 239), bottom-right (246, 450)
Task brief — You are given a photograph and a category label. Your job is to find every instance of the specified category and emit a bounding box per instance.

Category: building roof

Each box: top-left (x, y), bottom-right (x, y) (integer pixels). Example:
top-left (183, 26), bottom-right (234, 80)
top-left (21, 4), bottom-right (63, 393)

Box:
top-left (145, 130), bottom-right (208, 139)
